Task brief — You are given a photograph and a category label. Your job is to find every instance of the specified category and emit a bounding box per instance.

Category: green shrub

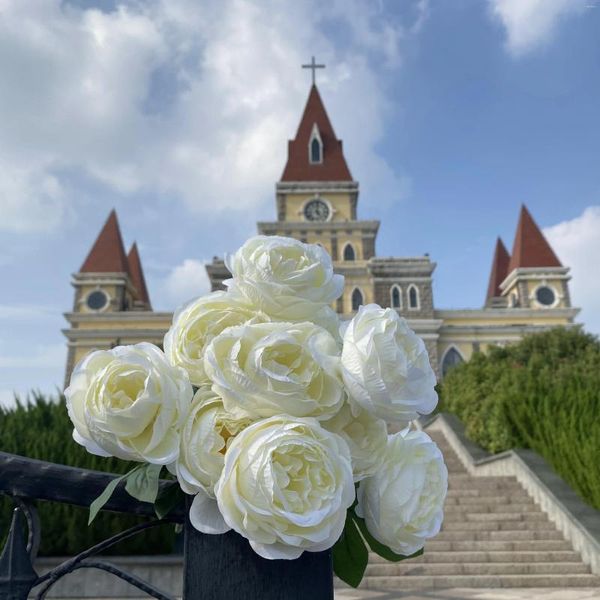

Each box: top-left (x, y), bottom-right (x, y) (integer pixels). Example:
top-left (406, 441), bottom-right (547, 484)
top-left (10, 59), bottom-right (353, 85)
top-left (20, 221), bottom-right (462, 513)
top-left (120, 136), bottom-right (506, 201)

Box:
top-left (439, 327), bottom-right (600, 509)
top-left (0, 393), bottom-right (176, 556)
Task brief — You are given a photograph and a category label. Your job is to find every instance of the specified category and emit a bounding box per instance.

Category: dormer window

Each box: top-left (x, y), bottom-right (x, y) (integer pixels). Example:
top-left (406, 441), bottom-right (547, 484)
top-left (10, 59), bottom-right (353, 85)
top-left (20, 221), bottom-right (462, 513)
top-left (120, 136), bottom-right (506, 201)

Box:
top-left (309, 124), bottom-right (323, 164)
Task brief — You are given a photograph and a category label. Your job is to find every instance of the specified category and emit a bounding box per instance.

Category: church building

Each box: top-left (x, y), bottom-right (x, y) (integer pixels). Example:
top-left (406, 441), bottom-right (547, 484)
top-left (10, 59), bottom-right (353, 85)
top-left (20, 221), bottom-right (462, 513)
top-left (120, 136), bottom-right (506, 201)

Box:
top-left (63, 83), bottom-right (579, 384)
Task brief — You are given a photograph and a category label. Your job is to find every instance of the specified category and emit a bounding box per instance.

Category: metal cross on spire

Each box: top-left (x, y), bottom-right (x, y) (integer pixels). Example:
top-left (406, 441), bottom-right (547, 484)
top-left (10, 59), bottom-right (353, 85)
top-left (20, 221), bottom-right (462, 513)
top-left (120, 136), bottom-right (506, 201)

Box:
top-left (302, 56), bottom-right (325, 85)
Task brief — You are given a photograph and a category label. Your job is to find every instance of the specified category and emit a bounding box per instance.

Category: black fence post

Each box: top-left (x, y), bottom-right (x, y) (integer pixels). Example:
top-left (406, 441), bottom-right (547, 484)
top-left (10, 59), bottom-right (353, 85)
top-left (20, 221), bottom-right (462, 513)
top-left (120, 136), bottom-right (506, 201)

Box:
top-left (0, 509), bottom-right (38, 600)
top-left (182, 498), bottom-right (334, 600)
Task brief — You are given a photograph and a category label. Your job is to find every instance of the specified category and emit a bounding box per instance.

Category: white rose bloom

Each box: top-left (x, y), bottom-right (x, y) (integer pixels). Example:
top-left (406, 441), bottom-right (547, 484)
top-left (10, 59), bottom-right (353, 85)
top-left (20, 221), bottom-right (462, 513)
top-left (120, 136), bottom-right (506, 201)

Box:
top-left (191, 416), bottom-right (355, 559)
top-left (164, 291), bottom-right (264, 386)
top-left (224, 236), bottom-right (344, 334)
top-left (357, 429), bottom-right (448, 556)
top-left (322, 401), bottom-right (388, 482)
top-left (341, 304), bottom-right (438, 422)
top-left (174, 387), bottom-right (253, 497)
top-left (204, 321), bottom-right (344, 420)
top-left (65, 343), bottom-right (192, 464)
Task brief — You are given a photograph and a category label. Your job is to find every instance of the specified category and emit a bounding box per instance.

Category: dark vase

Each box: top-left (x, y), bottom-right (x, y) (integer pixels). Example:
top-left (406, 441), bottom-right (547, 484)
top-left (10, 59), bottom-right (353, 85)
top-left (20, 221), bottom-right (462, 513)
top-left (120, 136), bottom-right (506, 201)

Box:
top-left (183, 506), bottom-right (334, 600)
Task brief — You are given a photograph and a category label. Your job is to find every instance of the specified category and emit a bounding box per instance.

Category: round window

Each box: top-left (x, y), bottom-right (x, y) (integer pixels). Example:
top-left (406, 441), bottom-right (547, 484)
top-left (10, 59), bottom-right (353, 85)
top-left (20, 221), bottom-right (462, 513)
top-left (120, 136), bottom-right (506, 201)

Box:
top-left (86, 290), bottom-right (108, 310)
top-left (535, 286), bottom-right (555, 306)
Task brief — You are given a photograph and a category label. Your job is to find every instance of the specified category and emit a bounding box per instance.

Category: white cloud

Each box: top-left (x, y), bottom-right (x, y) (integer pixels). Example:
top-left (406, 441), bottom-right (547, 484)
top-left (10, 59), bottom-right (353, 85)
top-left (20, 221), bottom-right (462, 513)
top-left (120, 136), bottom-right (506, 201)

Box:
top-left (0, 343), bottom-right (66, 369)
top-left (0, 0), bottom-right (424, 232)
top-left (0, 304), bottom-right (56, 319)
top-left (489, 0), bottom-right (586, 57)
top-left (162, 258), bottom-right (211, 308)
top-left (544, 206), bottom-right (600, 334)
top-left (0, 162), bottom-right (68, 232)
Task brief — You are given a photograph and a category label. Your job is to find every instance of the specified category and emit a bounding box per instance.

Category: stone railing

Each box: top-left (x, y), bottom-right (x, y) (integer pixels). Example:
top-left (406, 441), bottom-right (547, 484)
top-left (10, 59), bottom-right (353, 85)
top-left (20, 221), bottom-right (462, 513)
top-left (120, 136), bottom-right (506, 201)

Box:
top-left (419, 412), bottom-right (600, 575)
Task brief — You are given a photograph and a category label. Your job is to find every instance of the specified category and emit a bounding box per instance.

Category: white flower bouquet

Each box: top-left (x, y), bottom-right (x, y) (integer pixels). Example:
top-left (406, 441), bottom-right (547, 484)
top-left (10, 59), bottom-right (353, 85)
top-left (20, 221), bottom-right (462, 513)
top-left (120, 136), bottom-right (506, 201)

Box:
top-left (65, 235), bottom-right (447, 587)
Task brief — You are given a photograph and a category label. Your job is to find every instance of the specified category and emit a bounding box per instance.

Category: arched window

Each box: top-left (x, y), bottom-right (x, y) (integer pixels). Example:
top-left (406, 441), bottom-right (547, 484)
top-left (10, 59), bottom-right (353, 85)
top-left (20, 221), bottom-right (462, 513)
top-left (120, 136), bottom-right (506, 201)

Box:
top-left (310, 137), bottom-right (321, 163)
top-left (309, 124), bottom-right (323, 164)
top-left (390, 285), bottom-right (402, 309)
top-left (343, 243), bottom-right (355, 261)
top-left (442, 347), bottom-right (464, 378)
top-left (351, 288), bottom-right (363, 312)
top-left (408, 285), bottom-right (419, 309)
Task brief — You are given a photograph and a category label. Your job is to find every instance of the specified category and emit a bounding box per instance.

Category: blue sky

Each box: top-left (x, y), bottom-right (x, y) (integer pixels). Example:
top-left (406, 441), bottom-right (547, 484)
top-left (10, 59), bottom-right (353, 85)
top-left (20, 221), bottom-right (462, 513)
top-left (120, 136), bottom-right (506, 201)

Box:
top-left (1, 0), bottom-right (599, 405)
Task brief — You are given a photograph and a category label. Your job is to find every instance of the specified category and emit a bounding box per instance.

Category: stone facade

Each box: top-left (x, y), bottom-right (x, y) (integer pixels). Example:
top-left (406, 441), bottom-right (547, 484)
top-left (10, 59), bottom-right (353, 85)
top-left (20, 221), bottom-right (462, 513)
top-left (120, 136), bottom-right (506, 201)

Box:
top-left (63, 85), bottom-right (579, 384)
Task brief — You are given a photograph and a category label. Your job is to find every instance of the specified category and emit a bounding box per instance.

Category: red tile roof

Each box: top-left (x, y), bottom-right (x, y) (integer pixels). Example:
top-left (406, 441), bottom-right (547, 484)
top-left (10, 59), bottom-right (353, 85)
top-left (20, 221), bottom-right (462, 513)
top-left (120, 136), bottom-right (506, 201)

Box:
top-left (486, 237), bottom-right (510, 301)
top-left (508, 205), bottom-right (562, 272)
top-left (80, 210), bottom-right (130, 274)
top-left (280, 85), bottom-right (353, 182)
top-left (127, 242), bottom-right (151, 308)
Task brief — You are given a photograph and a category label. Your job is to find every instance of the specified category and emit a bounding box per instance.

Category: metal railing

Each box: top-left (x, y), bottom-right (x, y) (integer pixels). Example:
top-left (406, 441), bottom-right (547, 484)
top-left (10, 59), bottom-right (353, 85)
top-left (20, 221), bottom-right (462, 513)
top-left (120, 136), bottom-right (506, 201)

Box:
top-left (0, 452), bottom-right (333, 600)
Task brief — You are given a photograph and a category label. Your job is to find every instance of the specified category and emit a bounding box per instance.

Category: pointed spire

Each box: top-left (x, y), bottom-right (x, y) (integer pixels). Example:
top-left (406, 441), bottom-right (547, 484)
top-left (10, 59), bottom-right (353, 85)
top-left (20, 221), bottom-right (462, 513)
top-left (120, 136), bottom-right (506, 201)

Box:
top-left (281, 85), bottom-right (353, 182)
top-left (127, 242), bottom-right (152, 309)
top-left (0, 509), bottom-right (38, 595)
top-left (486, 237), bottom-right (510, 301)
top-left (508, 205), bottom-right (562, 272)
top-left (80, 210), bottom-right (130, 274)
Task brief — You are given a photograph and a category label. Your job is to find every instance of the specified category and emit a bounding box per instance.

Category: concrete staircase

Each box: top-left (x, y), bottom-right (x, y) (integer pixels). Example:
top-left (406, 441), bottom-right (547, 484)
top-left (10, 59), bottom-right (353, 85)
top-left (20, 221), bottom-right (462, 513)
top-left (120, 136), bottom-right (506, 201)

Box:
top-left (357, 430), bottom-right (600, 591)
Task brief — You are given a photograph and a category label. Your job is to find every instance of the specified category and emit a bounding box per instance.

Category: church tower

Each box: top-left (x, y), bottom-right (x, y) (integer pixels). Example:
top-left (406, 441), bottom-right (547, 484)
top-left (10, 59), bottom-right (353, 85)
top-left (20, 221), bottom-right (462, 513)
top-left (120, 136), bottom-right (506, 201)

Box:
top-left (485, 205), bottom-right (571, 310)
top-left (485, 237), bottom-right (510, 308)
top-left (64, 210), bottom-right (154, 384)
top-left (261, 83), bottom-right (379, 314)
top-left (206, 80), bottom-right (440, 369)
top-left (63, 64), bottom-right (579, 386)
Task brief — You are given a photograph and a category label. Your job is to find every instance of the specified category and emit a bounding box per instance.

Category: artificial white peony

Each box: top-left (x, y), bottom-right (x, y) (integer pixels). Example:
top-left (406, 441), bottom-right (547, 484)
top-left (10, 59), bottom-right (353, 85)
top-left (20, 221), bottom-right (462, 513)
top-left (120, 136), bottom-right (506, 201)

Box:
top-left (164, 291), bottom-right (264, 386)
top-left (65, 343), bottom-right (192, 464)
top-left (173, 387), bottom-right (253, 497)
top-left (341, 304), bottom-right (438, 422)
top-left (357, 429), bottom-right (448, 556)
top-left (224, 235), bottom-right (344, 334)
top-left (190, 416), bottom-right (355, 559)
top-left (322, 401), bottom-right (387, 482)
top-left (204, 321), bottom-right (345, 420)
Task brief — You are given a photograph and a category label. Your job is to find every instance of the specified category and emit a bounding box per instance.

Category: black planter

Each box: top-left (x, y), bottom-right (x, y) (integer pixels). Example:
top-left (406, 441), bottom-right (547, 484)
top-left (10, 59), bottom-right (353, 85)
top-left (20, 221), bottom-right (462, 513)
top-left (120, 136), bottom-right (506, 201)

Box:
top-left (183, 507), bottom-right (334, 600)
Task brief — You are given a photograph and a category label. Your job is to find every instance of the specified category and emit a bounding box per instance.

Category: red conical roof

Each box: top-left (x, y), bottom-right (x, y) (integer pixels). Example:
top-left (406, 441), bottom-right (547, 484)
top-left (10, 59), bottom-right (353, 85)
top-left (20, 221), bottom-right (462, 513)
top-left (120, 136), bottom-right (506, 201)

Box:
top-left (80, 210), bottom-right (130, 273)
top-left (127, 242), bottom-right (151, 308)
top-left (280, 85), bottom-right (353, 182)
top-left (508, 205), bottom-right (562, 272)
top-left (486, 237), bottom-right (510, 301)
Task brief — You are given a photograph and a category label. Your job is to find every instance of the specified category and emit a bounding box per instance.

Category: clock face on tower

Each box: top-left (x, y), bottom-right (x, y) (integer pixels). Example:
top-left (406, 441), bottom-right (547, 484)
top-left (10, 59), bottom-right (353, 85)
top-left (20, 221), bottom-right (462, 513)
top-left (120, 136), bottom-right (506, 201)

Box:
top-left (304, 199), bottom-right (330, 222)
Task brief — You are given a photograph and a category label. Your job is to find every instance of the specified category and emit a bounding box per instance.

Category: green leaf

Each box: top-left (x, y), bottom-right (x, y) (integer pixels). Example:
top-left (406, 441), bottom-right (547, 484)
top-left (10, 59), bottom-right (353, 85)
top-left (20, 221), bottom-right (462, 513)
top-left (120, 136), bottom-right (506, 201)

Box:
top-left (352, 513), bottom-right (424, 563)
top-left (333, 513), bottom-right (368, 588)
top-left (88, 466), bottom-right (140, 525)
top-left (125, 463), bottom-right (163, 504)
top-left (154, 483), bottom-right (185, 519)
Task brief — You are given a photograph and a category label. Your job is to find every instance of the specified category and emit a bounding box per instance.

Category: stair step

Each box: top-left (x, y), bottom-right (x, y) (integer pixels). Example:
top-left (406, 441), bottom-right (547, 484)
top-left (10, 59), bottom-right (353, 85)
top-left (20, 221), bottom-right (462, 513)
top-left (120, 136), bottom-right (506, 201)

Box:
top-left (444, 503), bottom-right (539, 513)
top-left (442, 458), bottom-right (464, 466)
top-left (444, 512), bottom-right (548, 522)
top-left (350, 574), bottom-right (600, 590)
top-left (435, 529), bottom-right (564, 541)
top-left (368, 550), bottom-right (581, 564)
top-left (441, 520), bottom-right (554, 531)
top-left (425, 539), bottom-right (572, 552)
top-left (447, 487), bottom-right (527, 496)
top-left (449, 475), bottom-right (516, 483)
top-left (365, 562), bottom-right (590, 576)
top-left (448, 482), bottom-right (524, 491)
top-left (446, 494), bottom-right (533, 504)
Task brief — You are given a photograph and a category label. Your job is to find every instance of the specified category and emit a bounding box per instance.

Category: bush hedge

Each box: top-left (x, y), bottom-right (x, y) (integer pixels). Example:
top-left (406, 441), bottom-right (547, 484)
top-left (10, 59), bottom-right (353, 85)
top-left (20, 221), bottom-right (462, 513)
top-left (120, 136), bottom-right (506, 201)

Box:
top-left (0, 393), bottom-right (176, 555)
top-left (439, 327), bottom-right (600, 510)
